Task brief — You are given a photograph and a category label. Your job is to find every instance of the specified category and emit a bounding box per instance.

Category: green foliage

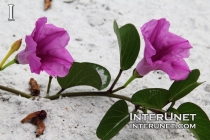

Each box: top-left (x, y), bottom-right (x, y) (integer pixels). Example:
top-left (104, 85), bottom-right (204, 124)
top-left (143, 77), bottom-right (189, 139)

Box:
top-left (176, 102), bottom-right (210, 140)
top-left (131, 88), bottom-right (170, 109)
top-left (82, 62), bottom-right (111, 90)
top-left (169, 69), bottom-right (203, 102)
top-left (57, 62), bottom-right (102, 90)
top-left (96, 100), bottom-right (130, 140)
top-left (114, 21), bottom-right (140, 70)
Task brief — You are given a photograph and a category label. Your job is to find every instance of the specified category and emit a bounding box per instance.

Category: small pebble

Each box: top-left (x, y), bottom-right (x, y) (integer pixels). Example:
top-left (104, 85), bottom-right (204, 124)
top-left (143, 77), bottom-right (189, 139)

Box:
top-left (2, 95), bottom-right (11, 100)
top-left (204, 84), bottom-right (210, 92)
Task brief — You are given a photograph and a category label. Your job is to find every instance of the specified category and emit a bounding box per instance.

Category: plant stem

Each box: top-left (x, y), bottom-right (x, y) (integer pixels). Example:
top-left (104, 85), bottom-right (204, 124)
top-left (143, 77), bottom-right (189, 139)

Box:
top-left (0, 49), bottom-right (15, 69)
top-left (108, 69), bottom-right (123, 93)
top-left (0, 85), bottom-right (31, 98)
top-left (46, 76), bottom-right (53, 96)
top-left (123, 75), bottom-right (136, 87)
top-left (112, 75), bottom-right (136, 93)
top-left (0, 59), bottom-right (16, 71)
top-left (56, 88), bottom-right (65, 94)
top-left (112, 86), bottom-right (125, 93)
top-left (0, 84), bottom-right (166, 114)
top-left (44, 91), bottom-right (166, 114)
top-left (0, 83), bottom-right (131, 102)
top-left (45, 91), bottom-right (132, 102)
top-left (167, 101), bottom-right (175, 112)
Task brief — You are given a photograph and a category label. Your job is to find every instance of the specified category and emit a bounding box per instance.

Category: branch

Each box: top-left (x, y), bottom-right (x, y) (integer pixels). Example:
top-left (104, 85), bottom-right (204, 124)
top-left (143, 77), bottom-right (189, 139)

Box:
top-left (45, 91), bottom-right (131, 102)
top-left (0, 85), bottom-right (32, 98)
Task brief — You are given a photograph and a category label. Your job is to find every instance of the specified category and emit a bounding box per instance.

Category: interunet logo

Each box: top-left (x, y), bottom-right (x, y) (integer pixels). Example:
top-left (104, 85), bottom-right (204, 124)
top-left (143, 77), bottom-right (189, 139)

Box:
top-left (129, 113), bottom-right (196, 129)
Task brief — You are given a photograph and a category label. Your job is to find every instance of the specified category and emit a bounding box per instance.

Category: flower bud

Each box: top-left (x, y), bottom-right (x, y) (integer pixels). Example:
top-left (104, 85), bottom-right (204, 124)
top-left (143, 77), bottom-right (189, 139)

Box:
top-left (0, 39), bottom-right (22, 69)
top-left (11, 39), bottom-right (22, 52)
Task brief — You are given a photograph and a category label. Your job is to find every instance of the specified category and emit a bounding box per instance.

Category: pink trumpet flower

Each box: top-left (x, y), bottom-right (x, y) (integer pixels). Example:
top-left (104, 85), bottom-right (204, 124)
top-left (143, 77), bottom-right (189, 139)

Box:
top-left (17, 17), bottom-right (74, 77)
top-left (136, 18), bottom-right (192, 81)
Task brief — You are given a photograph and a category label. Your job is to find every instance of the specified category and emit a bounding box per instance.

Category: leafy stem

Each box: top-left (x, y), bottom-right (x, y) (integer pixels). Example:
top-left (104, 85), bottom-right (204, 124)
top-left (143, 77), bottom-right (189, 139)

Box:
top-left (56, 88), bottom-right (65, 95)
top-left (167, 101), bottom-right (175, 112)
top-left (46, 76), bottom-right (53, 96)
top-left (0, 59), bottom-right (17, 71)
top-left (45, 91), bottom-right (132, 102)
top-left (112, 86), bottom-right (125, 93)
top-left (123, 75), bottom-right (136, 87)
top-left (112, 74), bottom-right (136, 93)
top-left (0, 84), bottom-right (169, 115)
top-left (0, 85), bottom-right (32, 98)
top-left (0, 84), bottom-right (131, 102)
top-left (107, 69), bottom-right (123, 93)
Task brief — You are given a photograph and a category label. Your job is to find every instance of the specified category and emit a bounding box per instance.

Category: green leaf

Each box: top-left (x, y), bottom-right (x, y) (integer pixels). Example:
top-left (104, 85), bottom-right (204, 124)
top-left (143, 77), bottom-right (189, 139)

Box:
top-left (169, 69), bottom-right (203, 102)
top-left (82, 62), bottom-right (111, 90)
top-left (168, 107), bottom-right (179, 114)
top-left (57, 62), bottom-right (102, 90)
top-left (177, 102), bottom-right (210, 140)
top-left (96, 100), bottom-right (130, 140)
top-left (131, 88), bottom-right (170, 109)
top-left (114, 21), bottom-right (140, 70)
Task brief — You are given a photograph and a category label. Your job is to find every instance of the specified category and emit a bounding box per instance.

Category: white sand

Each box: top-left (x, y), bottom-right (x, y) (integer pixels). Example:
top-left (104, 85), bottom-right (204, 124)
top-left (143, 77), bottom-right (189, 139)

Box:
top-left (0, 0), bottom-right (210, 139)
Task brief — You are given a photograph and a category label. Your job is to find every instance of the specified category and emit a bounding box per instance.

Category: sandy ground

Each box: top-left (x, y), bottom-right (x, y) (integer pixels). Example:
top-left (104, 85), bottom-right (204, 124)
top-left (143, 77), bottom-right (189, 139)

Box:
top-left (0, 0), bottom-right (210, 139)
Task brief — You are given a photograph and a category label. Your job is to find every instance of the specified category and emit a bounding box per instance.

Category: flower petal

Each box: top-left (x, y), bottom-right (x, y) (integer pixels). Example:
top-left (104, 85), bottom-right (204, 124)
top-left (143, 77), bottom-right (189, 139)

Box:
top-left (141, 18), bottom-right (170, 50)
top-left (36, 24), bottom-right (70, 52)
top-left (143, 36), bottom-right (156, 65)
top-left (28, 53), bottom-right (42, 74)
top-left (161, 32), bottom-right (192, 58)
top-left (17, 36), bottom-right (37, 64)
top-left (41, 61), bottom-right (72, 77)
top-left (38, 48), bottom-right (74, 77)
top-left (136, 58), bottom-right (154, 76)
top-left (31, 17), bottom-right (47, 42)
top-left (157, 58), bottom-right (190, 80)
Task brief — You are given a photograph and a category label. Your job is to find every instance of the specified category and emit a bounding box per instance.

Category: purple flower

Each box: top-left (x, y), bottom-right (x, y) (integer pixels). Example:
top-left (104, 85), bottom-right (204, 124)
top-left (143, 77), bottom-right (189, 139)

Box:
top-left (136, 18), bottom-right (192, 81)
top-left (17, 17), bottom-right (74, 77)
